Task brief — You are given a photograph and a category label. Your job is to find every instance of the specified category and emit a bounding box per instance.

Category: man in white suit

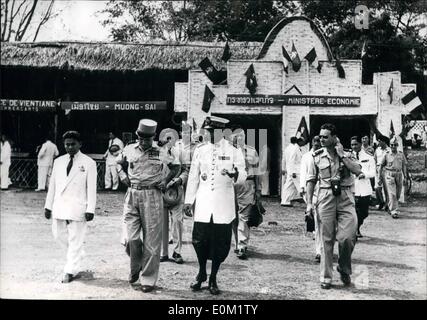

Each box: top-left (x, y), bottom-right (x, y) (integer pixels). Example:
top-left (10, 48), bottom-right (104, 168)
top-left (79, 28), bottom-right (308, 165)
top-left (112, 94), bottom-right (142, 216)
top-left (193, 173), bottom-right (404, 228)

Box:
top-left (1, 134), bottom-right (12, 190)
top-left (36, 136), bottom-right (59, 191)
top-left (104, 131), bottom-right (124, 190)
top-left (183, 116), bottom-right (246, 295)
top-left (44, 131), bottom-right (97, 283)
top-left (281, 137), bottom-right (303, 206)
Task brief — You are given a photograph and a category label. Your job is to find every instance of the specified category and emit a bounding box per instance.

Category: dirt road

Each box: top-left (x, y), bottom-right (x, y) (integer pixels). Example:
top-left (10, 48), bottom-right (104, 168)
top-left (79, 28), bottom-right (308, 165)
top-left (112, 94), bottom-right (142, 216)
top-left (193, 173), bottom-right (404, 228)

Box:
top-left (1, 190), bottom-right (425, 300)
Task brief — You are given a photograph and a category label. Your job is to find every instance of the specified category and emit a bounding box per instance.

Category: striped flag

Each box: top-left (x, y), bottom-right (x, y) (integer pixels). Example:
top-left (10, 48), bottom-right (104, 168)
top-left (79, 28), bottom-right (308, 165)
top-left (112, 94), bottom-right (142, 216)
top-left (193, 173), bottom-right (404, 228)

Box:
top-left (304, 47), bottom-right (322, 73)
top-left (290, 41), bottom-right (301, 72)
top-left (402, 89), bottom-right (422, 111)
top-left (388, 79), bottom-right (394, 104)
top-left (282, 45), bottom-right (291, 73)
top-left (201, 85), bottom-right (215, 113)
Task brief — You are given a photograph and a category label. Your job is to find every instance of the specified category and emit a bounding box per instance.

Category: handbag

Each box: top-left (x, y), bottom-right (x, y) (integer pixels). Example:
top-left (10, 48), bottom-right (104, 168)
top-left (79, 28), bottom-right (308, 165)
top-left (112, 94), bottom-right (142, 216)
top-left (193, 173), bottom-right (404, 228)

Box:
top-left (247, 200), bottom-right (266, 228)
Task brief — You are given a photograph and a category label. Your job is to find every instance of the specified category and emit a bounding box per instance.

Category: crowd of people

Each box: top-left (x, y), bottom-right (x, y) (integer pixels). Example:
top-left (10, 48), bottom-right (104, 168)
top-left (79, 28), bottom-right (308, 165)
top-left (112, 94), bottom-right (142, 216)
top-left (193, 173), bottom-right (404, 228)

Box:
top-left (0, 116), bottom-right (412, 294)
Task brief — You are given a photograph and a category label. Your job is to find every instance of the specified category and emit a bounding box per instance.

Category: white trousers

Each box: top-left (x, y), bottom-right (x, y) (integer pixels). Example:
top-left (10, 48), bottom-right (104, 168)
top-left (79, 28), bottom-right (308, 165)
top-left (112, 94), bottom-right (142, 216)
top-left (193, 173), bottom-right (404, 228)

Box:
top-left (37, 166), bottom-right (52, 190)
top-left (1, 163), bottom-right (10, 189)
top-left (52, 219), bottom-right (87, 275)
top-left (260, 171), bottom-right (270, 196)
top-left (105, 164), bottom-right (119, 190)
top-left (281, 173), bottom-right (301, 205)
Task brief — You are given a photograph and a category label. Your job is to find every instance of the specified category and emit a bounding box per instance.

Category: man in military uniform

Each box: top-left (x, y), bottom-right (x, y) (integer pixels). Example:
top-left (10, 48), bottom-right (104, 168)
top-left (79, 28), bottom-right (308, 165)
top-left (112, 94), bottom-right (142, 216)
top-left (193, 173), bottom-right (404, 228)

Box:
top-left (379, 136), bottom-right (408, 219)
top-left (231, 126), bottom-right (261, 260)
top-left (305, 123), bottom-right (362, 289)
top-left (183, 116), bottom-right (246, 295)
top-left (117, 119), bottom-right (178, 293)
top-left (374, 135), bottom-right (391, 211)
top-left (161, 124), bottom-right (197, 264)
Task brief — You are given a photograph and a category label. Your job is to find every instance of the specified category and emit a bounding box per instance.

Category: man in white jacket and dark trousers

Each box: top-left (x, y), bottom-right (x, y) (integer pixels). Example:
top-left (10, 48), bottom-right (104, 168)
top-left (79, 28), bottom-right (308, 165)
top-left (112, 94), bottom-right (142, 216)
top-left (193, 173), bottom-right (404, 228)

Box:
top-left (350, 136), bottom-right (376, 238)
top-left (183, 116), bottom-right (246, 295)
top-left (36, 136), bottom-right (59, 191)
top-left (44, 131), bottom-right (97, 283)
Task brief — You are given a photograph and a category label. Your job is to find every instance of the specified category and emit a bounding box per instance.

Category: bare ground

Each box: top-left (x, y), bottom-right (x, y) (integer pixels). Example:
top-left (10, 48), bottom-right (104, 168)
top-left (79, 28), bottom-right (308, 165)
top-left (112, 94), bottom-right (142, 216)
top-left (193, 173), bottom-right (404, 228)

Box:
top-left (0, 190), bottom-right (426, 300)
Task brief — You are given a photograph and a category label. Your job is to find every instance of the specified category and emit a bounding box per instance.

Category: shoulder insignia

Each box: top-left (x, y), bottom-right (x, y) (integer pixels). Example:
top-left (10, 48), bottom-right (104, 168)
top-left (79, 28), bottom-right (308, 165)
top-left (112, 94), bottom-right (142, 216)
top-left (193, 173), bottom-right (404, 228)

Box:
top-left (313, 149), bottom-right (324, 157)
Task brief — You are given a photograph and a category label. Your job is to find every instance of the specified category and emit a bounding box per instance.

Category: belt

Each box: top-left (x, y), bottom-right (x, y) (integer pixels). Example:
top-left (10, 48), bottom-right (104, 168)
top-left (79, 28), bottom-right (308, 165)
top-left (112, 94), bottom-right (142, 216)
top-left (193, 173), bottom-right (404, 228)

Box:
top-left (246, 176), bottom-right (256, 181)
top-left (385, 168), bottom-right (401, 172)
top-left (319, 186), bottom-right (352, 190)
top-left (130, 184), bottom-right (157, 190)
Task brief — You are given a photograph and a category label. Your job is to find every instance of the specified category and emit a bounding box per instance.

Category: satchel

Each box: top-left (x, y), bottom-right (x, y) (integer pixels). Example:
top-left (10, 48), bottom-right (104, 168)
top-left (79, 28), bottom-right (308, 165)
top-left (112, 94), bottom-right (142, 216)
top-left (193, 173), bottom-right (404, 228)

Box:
top-left (247, 200), bottom-right (266, 228)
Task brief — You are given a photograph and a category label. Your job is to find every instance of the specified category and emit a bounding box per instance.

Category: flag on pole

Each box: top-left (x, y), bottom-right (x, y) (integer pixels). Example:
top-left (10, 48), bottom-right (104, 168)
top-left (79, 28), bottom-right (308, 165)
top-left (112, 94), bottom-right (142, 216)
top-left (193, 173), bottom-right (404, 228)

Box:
top-left (282, 45), bottom-right (292, 73)
top-left (221, 41), bottom-right (231, 62)
top-left (336, 56), bottom-right (345, 78)
top-left (389, 120), bottom-right (395, 139)
top-left (388, 79), bottom-right (394, 104)
top-left (402, 89), bottom-right (422, 112)
top-left (304, 47), bottom-right (322, 73)
top-left (361, 40), bottom-right (367, 59)
top-left (201, 85), bottom-right (215, 113)
top-left (295, 116), bottom-right (309, 144)
top-left (199, 57), bottom-right (221, 84)
top-left (244, 63), bottom-right (258, 95)
top-left (290, 41), bottom-right (301, 72)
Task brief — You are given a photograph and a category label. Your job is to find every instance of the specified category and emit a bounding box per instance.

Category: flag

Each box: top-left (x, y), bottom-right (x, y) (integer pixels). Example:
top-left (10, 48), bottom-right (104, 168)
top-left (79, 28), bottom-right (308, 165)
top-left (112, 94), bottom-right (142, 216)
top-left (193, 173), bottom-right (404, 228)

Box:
top-left (336, 57), bottom-right (345, 78)
top-left (244, 63), bottom-right (258, 95)
top-left (201, 85), bottom-right (215, 113)
top-left (282, 45), bottom-right (292, 73)
top-left (388, 79), bottom-right (393, 104)
top-left (192, 118), bottom-right (197, 132)
top-left (221, 41), bottom-right (231, 62)
top-left (389, 120), bottom-right (395, 138)
top-left (402, 89), bottom-right (422, 112)
top-left (361, 40), bottom-right (367, 59)
top-left (304, 47), bottom-right (322, 73)
top-left (296, 116), bottom-right (309, 144)
top-left (290, 41), bottom-right (301, 72)
top-left (199, 57), bottom-right (221, 84)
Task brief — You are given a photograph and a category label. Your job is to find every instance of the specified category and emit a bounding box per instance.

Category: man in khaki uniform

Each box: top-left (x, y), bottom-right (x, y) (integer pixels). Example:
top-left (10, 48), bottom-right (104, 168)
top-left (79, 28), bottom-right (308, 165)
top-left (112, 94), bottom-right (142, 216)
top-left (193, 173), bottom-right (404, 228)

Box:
top-left (117, 119), bottom-right (178, 293)
top-left (379, 136), bottom-right (407, 219)
top-left (306, 123), bottom-right (362, 289)
top-left (231, 127), bottom-right (261, 260)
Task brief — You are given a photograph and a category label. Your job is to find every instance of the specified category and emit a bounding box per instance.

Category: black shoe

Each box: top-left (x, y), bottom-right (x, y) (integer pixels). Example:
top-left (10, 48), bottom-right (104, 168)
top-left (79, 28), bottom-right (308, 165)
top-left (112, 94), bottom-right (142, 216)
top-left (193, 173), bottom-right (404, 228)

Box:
top-left (315, 254), bottom-right (321, 263)
top-left (236, 248), bottom-right (248, 260)
top-left (168, 239), bottom-right (173, 244)
top-left (129, 266), bottom-right (142, 283)
top-left (320, 282), bottom-right (332, 289)
top-left (337, 266), bottom-right (351, 286)
top-left (190, 273), bottom-right (207, 291)
top-left (61, 273), bottom-right (74, 283)
top-left (160, 255), bottom-right (169, 262)
top-left (172, 252), bottom-right (184, 264)
top-left (141, 285), bottom-right (154, 293)
top-left (208, 279), bottom-right (220, 295)
top-left (377, 203), bottom-right (384, 210)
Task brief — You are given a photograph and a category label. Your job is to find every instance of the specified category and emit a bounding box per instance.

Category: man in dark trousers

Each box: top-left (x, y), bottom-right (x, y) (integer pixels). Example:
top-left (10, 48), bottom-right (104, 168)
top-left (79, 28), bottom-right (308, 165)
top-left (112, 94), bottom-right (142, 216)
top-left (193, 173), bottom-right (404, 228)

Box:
top-left (183, 116), bottom-right (246, 295)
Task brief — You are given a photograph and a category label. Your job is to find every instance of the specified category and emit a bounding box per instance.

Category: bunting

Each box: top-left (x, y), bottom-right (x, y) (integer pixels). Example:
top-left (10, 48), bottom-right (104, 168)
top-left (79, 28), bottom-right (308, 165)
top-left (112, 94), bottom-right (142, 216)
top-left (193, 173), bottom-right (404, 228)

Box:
top-left (388, 79), bottom-right (394, 104)
top-left (290, 42), bottom-right (301, 72)
top-left (282, 45), bottom-right (292, 73)
top-left (335, 57), bottom-right (345, 79)
top-left (304, 47), bottom-right (322, 73)
top-left (389, 120), bottom-right (395, 139)
top-left (361, 40), bottom-right (367, 59)
top-left (201, 85), bottom-right (215, 113)
top-left (402, 89), bottom-right (423, 112)
top-left (221, 41), bottom-right (231, 62)
top-left (199, 57), bottom-right (221, 84)
top-left (244, 64), bottom-right (258, 95)
top-left (295, 116), bottom-right (309, 144)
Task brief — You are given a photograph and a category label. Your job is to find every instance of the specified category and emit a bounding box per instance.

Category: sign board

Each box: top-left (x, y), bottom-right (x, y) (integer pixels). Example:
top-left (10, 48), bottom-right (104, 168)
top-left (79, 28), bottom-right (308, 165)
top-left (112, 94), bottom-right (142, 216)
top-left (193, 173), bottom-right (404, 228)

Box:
top-left (61, 101), bottom-right (167, 111)
top-left (226, 95), bottom-right (361, 107)
top-left (0, 99), bottom-right (57, 111)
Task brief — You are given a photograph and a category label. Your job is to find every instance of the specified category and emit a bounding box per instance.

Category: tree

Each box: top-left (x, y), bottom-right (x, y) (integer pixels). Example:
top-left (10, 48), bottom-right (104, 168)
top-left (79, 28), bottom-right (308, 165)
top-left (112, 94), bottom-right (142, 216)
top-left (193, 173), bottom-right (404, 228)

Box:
top-left (101, 0), bottom-right (299, 42)
top-left (1, 0), bottom-right (56, 42)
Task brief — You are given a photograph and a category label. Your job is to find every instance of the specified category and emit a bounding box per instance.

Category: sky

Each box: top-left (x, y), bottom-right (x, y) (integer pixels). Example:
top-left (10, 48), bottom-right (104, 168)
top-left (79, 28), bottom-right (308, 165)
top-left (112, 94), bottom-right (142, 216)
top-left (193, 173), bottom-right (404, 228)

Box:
top-left (34, 1), bottom-right (111, 42)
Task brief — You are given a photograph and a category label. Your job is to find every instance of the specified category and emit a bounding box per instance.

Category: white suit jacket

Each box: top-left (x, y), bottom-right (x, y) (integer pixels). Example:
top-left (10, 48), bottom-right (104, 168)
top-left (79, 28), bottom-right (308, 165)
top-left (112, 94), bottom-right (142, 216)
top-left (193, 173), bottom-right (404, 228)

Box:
top-left (184, 139), bottom-right (246, 224)
top-left (285, 144), bottom-right (302, 174)
top-left (105, 137), bottom-right (124, 165)
top-left (45, 151), bottom-right (97, 221)
top-left (37, 140), bottom-right (59, 166)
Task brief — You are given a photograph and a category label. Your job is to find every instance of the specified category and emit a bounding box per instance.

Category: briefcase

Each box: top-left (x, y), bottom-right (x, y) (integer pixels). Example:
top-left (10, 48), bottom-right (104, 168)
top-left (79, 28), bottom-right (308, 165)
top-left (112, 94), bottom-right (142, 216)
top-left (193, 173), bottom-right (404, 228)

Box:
top-left (247, 200), bottom-right (266, 228)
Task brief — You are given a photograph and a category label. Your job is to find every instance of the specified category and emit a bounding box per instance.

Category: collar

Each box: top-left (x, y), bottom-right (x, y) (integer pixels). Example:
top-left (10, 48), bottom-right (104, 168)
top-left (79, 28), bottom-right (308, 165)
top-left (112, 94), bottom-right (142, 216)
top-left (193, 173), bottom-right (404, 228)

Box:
top-left (69, 151), bottom-right (81, 160)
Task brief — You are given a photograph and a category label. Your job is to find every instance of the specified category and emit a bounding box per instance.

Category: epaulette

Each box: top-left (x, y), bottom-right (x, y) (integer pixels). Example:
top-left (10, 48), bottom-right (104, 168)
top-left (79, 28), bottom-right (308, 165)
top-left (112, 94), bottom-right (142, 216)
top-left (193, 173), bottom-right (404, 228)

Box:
top-left (312, 149), bottom-right (324, 157)
top-left (195, 142), bottom-right (207, 149)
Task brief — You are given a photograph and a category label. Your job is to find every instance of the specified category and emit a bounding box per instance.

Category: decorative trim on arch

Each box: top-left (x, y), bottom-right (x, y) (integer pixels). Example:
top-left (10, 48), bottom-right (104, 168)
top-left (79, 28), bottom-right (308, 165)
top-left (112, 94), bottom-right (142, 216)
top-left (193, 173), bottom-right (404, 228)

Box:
top-left (257, 16), bottom-right (333, 62)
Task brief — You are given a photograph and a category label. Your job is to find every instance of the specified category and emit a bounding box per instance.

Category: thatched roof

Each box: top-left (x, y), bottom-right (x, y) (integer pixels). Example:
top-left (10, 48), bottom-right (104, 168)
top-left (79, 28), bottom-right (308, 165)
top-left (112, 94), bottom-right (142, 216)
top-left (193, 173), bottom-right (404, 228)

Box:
top-left (0, 41), bottom-right (262, 71)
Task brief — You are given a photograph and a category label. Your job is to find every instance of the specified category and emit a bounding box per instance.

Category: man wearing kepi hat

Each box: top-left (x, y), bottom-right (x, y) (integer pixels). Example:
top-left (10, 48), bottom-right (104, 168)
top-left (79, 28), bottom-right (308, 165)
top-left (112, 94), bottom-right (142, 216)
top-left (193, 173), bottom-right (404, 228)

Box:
top-left (117, 119), bottom-right (179, 293)
top-left (183, 116), bottom-right (247, 295)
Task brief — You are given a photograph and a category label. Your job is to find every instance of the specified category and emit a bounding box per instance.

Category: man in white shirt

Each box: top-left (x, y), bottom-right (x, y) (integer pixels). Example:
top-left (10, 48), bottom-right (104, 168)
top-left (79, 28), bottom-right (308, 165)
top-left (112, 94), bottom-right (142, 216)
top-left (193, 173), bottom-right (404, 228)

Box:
top-left (36, 136), bottom-right (59, 191)
top-left (300, 135), bottom-right (323, 262)
top-left (103, 132), bottom-right (124, 190)
top-left (351, 136), bottom-right (376, 238)
top-left (374, 135), bottom-right (391, 211)
top-left (281, 137), bottom-right (303, 206)
top-left (0, 134), bottom-right (12, 190)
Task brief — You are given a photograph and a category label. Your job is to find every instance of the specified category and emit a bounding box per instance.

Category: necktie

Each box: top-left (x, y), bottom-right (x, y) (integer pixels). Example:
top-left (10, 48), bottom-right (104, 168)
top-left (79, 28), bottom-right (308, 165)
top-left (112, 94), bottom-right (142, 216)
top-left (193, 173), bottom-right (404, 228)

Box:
top-left (356, 152), bottom-right (359, 160)
top-left (66, 155), bottom-right (74, 176)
